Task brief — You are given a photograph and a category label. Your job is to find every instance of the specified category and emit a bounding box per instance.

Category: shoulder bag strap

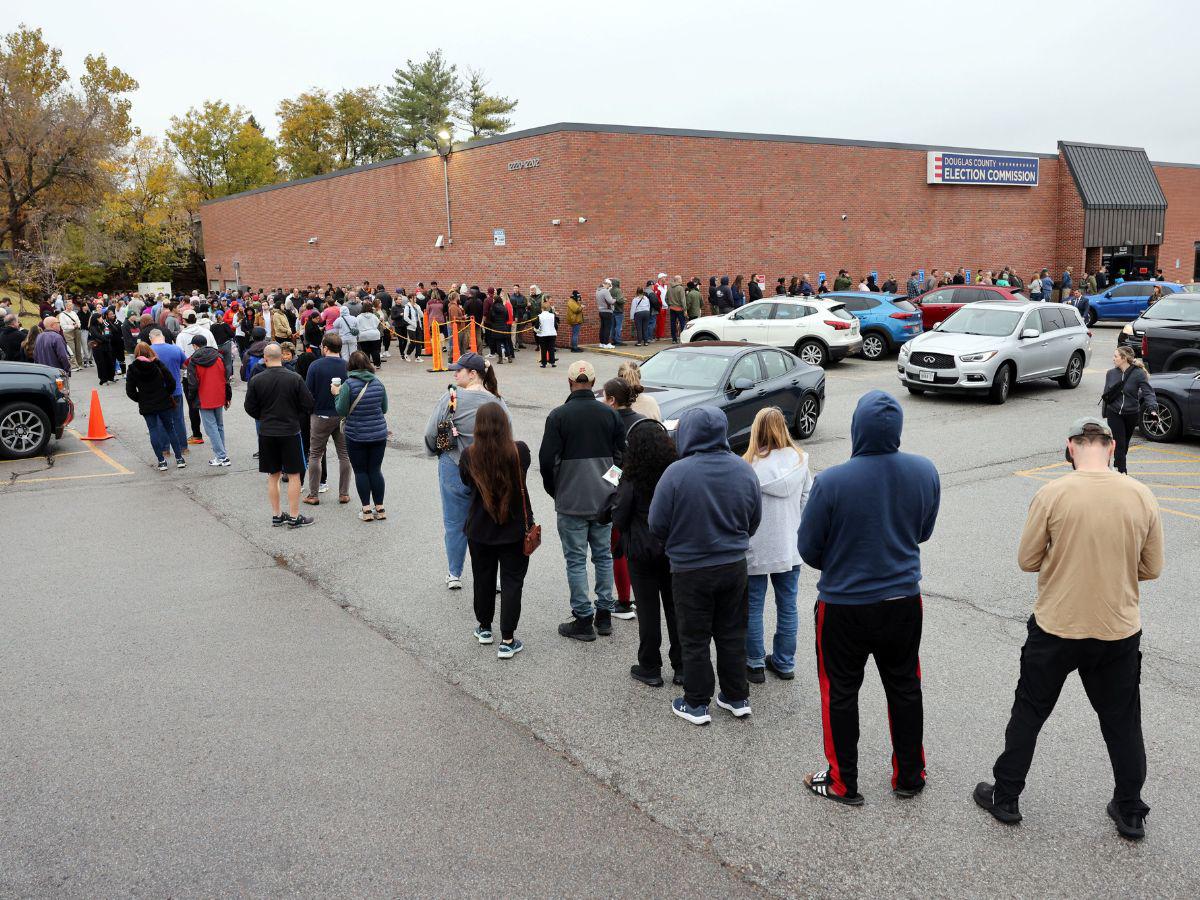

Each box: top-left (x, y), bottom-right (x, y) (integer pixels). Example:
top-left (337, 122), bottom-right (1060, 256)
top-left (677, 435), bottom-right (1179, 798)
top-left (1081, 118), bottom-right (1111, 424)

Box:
top-left (345, 377), bottom-right (372, 418)
top-left (515, 443), bottom-right (530, 533)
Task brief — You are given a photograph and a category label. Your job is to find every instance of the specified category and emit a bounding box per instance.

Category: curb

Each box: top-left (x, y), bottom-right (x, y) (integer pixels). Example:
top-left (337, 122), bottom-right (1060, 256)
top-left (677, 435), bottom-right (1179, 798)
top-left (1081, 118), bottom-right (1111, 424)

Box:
top-left (586, 345), bottom-right (656, 361)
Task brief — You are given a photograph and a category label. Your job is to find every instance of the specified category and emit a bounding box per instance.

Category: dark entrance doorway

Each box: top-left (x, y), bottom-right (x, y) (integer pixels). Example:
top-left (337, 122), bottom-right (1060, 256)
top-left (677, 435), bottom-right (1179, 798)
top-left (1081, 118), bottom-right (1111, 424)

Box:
top-left (1101, 245), bottom-right (1156, 281)
top-left (1194, 242), bottom-right (1199, 281)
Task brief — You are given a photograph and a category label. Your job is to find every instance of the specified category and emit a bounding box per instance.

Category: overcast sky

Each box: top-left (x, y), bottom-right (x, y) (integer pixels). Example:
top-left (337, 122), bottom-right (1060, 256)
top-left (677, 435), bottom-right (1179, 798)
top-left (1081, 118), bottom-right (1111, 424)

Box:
top-left (10, 0), bottom-right (1200, 161)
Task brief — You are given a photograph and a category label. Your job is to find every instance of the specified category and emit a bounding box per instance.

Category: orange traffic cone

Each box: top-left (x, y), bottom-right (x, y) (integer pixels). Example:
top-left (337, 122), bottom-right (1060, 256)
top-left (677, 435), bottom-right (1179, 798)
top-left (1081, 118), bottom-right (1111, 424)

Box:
top-left (79, 389), bottom-right (114, 441)
top-left (422, 310), bottom-right (432, 356)
top-left (450, 320), bottom-right (461, 364)
top-left (468, 316), bottom-right (478, 354)
top-left (428, 326), bottom-right (445, 372)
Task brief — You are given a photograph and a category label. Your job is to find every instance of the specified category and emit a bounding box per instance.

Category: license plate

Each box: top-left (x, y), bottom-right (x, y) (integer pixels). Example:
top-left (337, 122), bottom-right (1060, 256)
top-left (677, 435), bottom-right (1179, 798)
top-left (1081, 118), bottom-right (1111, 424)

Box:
top-left (919, 370), bottom-right (935, 382)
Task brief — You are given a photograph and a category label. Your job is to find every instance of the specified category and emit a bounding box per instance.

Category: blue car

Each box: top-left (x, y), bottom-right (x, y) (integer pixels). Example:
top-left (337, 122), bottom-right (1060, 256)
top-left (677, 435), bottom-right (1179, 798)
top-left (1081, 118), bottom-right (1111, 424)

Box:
top-left (823, 292), bottom-right (923, 360)
top-left (1082, 281), bottom-right (1186, 325)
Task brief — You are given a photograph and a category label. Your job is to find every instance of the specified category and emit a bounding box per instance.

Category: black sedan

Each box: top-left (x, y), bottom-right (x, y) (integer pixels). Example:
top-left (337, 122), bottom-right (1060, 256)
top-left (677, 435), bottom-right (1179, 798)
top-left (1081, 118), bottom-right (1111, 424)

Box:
top-left (1140, 370), bottom-right (1200, 443)
top-left (1119, 292), bottom-right (1200, 357)
top-left (637, 342), bottom-right (824, 450)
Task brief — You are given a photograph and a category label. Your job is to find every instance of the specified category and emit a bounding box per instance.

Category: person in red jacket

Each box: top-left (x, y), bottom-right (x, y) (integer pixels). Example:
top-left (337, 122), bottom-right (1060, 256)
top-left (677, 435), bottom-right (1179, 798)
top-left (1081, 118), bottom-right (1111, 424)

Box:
top-left (184, 334), bottom-right (233, 465)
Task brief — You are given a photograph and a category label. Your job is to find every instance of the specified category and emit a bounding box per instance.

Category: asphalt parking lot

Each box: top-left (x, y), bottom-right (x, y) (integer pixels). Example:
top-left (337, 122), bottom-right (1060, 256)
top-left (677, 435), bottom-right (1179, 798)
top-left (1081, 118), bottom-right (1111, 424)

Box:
top-left (4, 323), bottom-right (1198, 897)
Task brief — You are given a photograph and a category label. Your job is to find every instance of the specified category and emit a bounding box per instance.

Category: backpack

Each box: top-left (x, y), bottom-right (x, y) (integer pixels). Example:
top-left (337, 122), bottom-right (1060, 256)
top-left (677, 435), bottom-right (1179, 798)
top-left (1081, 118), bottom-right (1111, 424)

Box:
top-left (240, 352), bottom-right (262, 382)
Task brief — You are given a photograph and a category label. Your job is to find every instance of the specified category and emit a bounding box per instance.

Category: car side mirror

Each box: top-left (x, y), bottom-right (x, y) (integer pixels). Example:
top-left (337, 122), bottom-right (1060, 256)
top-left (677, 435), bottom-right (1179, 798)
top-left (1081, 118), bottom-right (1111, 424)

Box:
top-left (1104, 291), bottom-right (1112, 298)
top-left (932, 321), bottom-right (942, 330)
top-left (1020, 328), bottom-right (1041, 340)
top-left (731, 377), bottom-right (754, 392)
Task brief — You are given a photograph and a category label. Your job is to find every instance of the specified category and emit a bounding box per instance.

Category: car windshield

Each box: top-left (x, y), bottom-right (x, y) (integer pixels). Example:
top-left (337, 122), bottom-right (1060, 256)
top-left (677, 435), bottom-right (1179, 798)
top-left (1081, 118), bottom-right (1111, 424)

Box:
top-left (892, 299), bottom-right (918, 312)
top-left (1142, 295), bottom-right (1200, 321)
top-left (939, 307), bottom-right (1022, 336)
top-left (639, 350), bottom-right (730, 389)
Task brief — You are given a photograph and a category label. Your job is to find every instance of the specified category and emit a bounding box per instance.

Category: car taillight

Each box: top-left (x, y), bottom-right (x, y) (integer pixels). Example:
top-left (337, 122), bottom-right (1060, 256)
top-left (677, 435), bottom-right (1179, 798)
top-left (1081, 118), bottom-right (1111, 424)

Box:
top-left (824, 319), bottom-right (850, 330)
top-left (1141, 335), bottom-right (1148, 356)
top-left (889, 312), bottom-right (917, 319)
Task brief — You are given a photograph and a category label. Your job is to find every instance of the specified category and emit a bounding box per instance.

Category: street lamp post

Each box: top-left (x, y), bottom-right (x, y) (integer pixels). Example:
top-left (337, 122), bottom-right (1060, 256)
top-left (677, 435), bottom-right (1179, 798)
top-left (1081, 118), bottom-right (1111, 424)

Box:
top-left (432, 130), bottom-right (453, 245)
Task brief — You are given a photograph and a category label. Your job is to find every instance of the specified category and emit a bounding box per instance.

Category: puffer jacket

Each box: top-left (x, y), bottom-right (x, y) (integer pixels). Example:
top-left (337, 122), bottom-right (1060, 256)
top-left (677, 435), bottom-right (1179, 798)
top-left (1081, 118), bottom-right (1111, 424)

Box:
top-left (335, 370), bottom-right (389, 443)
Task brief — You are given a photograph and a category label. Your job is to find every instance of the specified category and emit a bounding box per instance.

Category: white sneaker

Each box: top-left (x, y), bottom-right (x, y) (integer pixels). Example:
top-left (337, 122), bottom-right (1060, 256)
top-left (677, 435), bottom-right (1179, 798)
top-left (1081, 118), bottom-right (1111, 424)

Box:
top-left (208, 457), bottom-right (223, 467)
top-left (381, 351), bottom-right (390, 359)
top-left (446, 575), bottom-right (463, 591)
top-left (318, 483), bottom-right (328, 493)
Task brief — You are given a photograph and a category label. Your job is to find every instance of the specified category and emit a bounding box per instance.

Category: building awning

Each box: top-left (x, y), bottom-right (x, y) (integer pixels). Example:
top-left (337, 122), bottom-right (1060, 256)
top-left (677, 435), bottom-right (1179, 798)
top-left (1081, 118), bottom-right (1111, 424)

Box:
top-left (1060, 142), bottom-right (1167, 247)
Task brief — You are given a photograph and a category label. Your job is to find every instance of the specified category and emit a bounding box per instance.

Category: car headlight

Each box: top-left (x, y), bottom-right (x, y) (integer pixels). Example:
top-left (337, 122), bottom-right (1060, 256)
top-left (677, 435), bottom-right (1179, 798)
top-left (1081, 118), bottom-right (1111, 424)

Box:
top-left (898, 343), bottom-right (912, 360)
top-left (1121, 323), bottom-right (1133, 336)
top-left (681, 320), bottom-right (694, 330)
top-left (663, 418), bottom-right (679, 431)
top-left (959, 350), bottom-right (998, 363)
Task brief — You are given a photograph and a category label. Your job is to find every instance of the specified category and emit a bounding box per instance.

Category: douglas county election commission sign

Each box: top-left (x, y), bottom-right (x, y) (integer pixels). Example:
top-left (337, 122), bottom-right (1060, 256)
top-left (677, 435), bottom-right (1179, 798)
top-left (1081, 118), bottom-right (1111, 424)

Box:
top-left (927, 151), bottom-right (1039, 186)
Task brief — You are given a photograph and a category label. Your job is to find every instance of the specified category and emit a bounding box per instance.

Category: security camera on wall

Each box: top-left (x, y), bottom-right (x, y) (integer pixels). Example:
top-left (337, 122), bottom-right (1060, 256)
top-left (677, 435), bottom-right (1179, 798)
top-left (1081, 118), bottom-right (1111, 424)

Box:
top-left (435, 234), bottom-right (445, 249)
top-left (307, 237), bottom-right (318, 244)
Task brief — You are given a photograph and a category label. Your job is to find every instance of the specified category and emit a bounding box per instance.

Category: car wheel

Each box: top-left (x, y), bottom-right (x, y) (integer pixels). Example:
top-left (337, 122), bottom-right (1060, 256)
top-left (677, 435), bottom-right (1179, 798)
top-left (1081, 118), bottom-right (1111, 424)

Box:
top-left (690, 332), bottom-right (718, 342)
top-left (791, 394), bottom-right (820, 439)
top-left (795, 339), bottom-right (826, 367)
top-left (1056, 352), bottom-right (1085, 389)
top-left (0, 402), bottom-right (51, 459)
top-left (906, 386), bottom-right (926, 396)
top-left (988, 363), bottom-right (1013, 405)
top-left (1085, 309), bottom-right (1098, 327)
top-left (861, 332), bottom-right (888, 360)
top-left (1141, 399), bottom-right (1182, 442)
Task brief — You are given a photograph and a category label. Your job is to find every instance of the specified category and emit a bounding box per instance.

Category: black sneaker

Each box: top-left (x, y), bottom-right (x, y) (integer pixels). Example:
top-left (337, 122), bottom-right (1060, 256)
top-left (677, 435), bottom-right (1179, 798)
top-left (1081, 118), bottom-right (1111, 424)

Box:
top-left (288, 514), bottom-right (314, 529)
top-left (612, 601), bottom-right (636, 620)
top-left (558, 615), bottom-right (596, 642)
top-left (973, 782), bottom-right (1022, 824)
top-left (747, 665), bottom-right (766, 685)
top-left (1107, 800), bottom-right (1146, 840)
top-left (595, 609), bottom-right (613, 636)
top-left (893, 781), bottom-right (926, 799)
top-left (672, 671), bottom-right (685, 686)
top-left (765, 655), bottom-right (795, 681)
top-left (630, 665), bottom-right (664, 687)
top-left (271, 513), bottom-right (289, 527)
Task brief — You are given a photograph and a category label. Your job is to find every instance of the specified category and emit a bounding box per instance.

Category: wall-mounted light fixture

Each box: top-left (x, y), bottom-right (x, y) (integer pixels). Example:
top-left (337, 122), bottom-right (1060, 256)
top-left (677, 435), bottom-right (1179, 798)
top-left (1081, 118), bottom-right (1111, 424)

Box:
top-left (551, 219), bottom-right (561, 226)
top-left (307, 237), bottom-right (318, 244)
top-left (578, 216), bottom-right (587, 224)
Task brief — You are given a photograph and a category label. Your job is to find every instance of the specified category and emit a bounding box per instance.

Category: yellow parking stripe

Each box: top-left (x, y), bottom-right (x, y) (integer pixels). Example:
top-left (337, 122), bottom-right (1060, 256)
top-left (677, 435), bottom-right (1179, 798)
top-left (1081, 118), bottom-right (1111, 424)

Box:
top-left (66, 428), bottom-right (132, 475)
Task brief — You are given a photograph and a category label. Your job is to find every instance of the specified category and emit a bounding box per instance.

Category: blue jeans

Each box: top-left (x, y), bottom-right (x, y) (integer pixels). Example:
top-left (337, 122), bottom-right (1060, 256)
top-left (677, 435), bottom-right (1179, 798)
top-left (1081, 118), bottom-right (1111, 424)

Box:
top-left (171, 400), bottom-right (187, 447)
top-left (669, 309), bottom-right (687, 342)
top-left (557, 513), bottom-right (614, 618)
top-left (143, 409), bottom-right (185, 462)
top-left (649, 311), bottom-right (659, 339)
top-left (571, 323), bottom-right (582, 350)
top-left (746, 566), bottom-right (800, 672)
top-left (612, 311), bottom-right (625, 345)
top-left (199, 407), bottom-right (227, 460)
top-left (439, 453), bottom-right (472, 578)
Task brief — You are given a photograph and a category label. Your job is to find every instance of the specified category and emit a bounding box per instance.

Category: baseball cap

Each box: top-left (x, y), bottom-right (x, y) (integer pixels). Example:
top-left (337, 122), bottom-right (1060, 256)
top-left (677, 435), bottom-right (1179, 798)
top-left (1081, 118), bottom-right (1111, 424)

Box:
top-left (1067, 416), bottom-right (1112, 439)
top-left (568, 360), bottom-right (596, 383)
top-left (448, 351), bottom-right (486, 373)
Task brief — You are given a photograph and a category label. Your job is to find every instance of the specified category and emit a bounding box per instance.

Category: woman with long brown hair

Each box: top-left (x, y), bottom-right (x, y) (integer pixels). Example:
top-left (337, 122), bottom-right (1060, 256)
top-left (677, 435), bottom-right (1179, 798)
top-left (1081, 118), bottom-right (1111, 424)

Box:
top-left (1101, 345), bottom-right (1157, 474)
top-left (458, 402), bottom-right (532, 658)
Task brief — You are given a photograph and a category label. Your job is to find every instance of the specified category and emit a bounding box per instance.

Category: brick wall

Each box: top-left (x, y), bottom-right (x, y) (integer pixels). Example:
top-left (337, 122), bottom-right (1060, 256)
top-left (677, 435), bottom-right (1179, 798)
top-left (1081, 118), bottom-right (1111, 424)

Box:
top-left (200, 127), bottom-right (1200, 344)
top-left (1155, 164), bottom-right (1200, 283)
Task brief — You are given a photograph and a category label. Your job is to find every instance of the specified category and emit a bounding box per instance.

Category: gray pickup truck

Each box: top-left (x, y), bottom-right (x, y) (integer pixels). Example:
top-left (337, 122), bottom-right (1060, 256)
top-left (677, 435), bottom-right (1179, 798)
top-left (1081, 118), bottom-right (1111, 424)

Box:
top-left (0, 361), bottom-right (76, 458)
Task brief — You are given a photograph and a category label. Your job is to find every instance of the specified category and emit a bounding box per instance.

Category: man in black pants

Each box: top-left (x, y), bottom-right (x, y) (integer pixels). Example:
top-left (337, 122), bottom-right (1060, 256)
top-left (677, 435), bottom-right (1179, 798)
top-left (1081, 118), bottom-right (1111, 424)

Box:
top-left (244, 343), bottom-right (315, 529)
top-left (797, 391), bottom-right (940, 804)
top-left (975, 417), bottom-right (1163, 840)
top-left (649, 407), bottom-right (761, 725)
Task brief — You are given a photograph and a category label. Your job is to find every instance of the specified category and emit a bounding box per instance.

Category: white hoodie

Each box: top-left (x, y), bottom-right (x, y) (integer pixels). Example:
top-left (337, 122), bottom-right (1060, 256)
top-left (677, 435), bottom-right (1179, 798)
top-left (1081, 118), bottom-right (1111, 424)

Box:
top-left (746, 446), bottom-right (813, 576)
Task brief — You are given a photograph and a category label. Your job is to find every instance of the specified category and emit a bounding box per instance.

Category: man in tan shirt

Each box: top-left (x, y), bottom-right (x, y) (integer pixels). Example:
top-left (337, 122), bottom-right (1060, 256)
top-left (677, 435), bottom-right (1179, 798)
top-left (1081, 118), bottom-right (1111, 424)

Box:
top-left (974, 417), bottom-right (1163, 841)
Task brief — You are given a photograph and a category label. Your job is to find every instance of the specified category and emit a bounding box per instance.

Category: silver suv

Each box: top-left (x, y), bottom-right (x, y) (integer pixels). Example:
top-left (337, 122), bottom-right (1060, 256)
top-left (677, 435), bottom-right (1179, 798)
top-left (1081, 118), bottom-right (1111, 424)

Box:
top-left (897, 301), bottom-right (1092, 404)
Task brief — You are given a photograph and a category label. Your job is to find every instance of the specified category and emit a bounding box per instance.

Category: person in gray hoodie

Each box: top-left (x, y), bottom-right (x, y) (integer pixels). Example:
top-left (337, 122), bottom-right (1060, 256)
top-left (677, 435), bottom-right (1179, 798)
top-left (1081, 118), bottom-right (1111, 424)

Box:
top-left (424, 352), bottom-right (509, 591)
top-left (743, 408), bottom-right (813, 683)
top-left (649, 406), bottom-right (762, 725)
top-left (596, 279), bottom-right (615, 348)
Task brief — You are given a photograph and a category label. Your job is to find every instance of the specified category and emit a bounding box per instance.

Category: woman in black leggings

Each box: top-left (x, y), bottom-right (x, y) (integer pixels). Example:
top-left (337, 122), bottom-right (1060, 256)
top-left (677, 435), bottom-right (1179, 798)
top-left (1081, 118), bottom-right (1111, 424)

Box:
top-left (332, 350), bottom-right (389, 520)
top-left (1101, 346), bottom-right (1157, 474)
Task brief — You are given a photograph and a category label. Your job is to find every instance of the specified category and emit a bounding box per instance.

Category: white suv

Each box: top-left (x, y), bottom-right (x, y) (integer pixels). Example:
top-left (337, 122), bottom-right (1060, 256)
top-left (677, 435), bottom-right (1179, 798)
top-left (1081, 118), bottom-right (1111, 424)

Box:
top-left (682, 298), bottom-right (862, 367)
top-left (898, 301), bottom-right (1092, 404)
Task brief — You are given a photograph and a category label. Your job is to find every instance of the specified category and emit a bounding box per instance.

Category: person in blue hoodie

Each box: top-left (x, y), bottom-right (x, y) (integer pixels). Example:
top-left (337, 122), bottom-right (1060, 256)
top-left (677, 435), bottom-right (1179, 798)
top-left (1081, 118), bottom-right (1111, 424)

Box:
top-left (797, 390), bottom-right (940, 805)
top-left (649, 407), bottom-right (762, 726)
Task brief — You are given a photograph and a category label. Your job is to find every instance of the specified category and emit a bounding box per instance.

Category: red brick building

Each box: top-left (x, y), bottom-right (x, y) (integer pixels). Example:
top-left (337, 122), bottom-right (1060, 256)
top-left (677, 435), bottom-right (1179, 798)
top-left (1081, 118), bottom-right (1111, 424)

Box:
top-left (199, 123), bottom-right (1200, 338)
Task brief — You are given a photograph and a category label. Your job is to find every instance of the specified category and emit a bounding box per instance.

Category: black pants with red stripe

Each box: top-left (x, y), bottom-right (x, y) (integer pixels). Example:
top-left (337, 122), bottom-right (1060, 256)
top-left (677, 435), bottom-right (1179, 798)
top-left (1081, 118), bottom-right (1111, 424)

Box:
top-left (815, 596), bottom-right (926, 798)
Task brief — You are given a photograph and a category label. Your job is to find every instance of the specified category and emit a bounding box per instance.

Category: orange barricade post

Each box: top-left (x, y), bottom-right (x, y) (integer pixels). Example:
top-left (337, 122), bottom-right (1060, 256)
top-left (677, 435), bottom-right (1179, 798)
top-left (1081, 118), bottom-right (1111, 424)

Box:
top-left (422, 310), bottom-right (432, 356)
top-left (428, 325), bottom-right (445, 372)
top-left (468, 316), bottom-right (478, 354)
top-left (450, 319), bottom-right (461, 363)
top-left (79, 389), bottom-right (114, 441)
